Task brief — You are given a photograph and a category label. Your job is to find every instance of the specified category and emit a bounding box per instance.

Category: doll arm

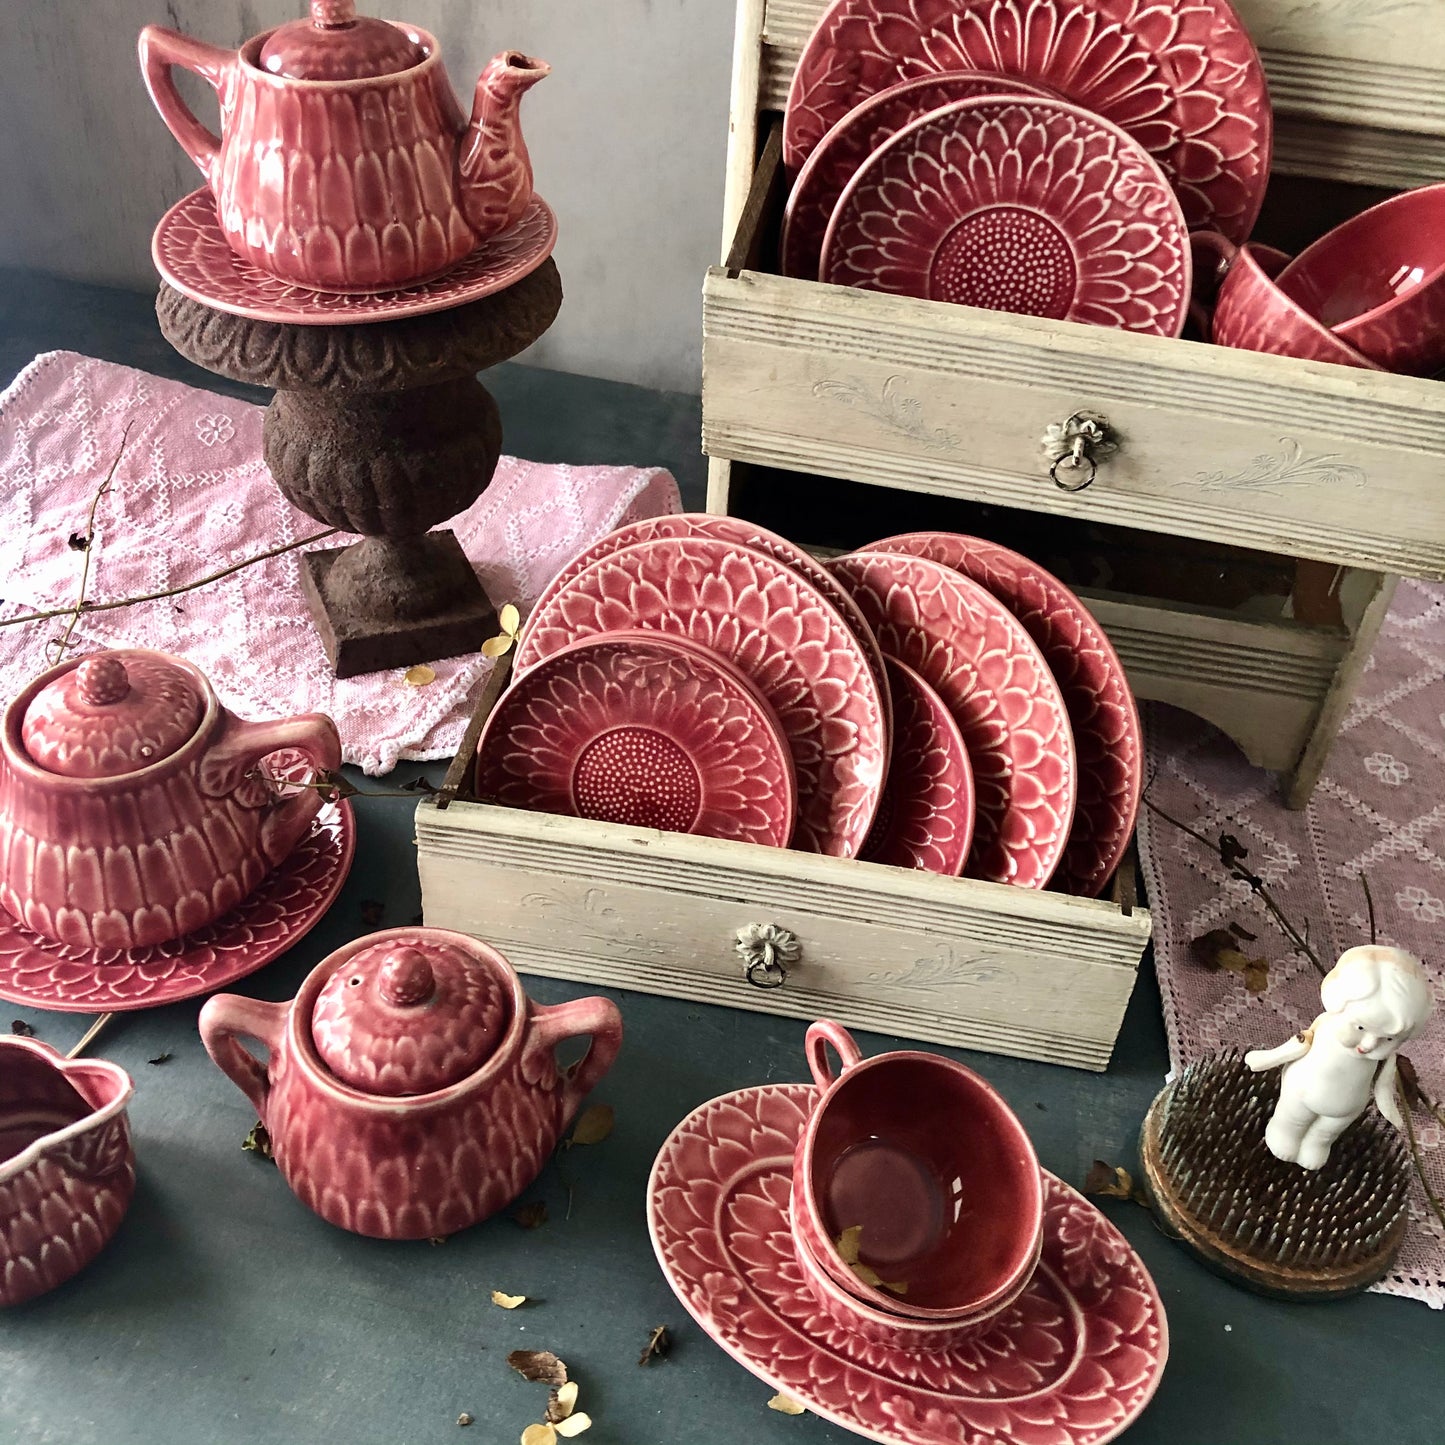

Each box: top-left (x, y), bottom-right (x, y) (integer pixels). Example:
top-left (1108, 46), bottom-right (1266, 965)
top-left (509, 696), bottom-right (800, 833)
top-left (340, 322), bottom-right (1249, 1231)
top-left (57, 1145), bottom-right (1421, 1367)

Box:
top-left (1245, 1035), bottom-right (1312, 1072)
top-left (1374, 1055), bottom-right (1405, 1130)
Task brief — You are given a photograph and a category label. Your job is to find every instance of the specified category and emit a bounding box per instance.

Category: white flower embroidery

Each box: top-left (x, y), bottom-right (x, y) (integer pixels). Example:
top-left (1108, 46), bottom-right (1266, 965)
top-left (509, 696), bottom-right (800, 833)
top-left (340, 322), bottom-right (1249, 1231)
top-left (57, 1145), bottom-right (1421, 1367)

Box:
top-left (1363, 752), bottom-right (1409, 786)
top-left (1396, 886), bottom-right (1445, 922)
top-left (195, 413), bottom-right (235, 447)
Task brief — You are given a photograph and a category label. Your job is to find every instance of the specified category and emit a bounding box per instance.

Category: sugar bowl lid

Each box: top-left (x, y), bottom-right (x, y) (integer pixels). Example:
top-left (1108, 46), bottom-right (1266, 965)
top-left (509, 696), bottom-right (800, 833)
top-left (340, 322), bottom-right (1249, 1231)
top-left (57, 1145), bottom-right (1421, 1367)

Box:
top-left (258, 0), bottom-right (426, 80)
top-left (311, 935), bottom-right (510, 1096)
top-left (20, 651), bottom-right (206, 779)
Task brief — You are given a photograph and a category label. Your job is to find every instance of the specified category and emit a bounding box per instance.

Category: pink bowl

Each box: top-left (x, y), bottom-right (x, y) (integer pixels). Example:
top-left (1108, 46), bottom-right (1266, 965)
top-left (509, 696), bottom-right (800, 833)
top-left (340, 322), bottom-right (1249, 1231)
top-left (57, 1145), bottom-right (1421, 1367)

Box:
top-left (792, 1020), bottom-right (1043, 1323)
top-left (1211, 241), bottom-right (1384, 371)
top-left (1275, 183), bottom-right (1445, 375)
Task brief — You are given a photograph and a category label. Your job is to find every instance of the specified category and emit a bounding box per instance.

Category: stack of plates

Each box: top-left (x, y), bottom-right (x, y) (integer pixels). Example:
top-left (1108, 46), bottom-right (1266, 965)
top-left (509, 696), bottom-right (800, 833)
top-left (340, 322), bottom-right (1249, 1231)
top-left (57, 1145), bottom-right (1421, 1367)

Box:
top-left (474, 516), bottom-right (1142, 897)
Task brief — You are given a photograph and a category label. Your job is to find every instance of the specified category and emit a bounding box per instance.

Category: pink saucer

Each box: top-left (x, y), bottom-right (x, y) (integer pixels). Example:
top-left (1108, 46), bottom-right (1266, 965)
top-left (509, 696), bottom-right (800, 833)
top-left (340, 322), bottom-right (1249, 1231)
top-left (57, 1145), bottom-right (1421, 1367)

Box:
top-left (517, 536), bottom-right (889, 859)
top-left (781, 71), bottom-right (1056, 282)
top-left (474, 631), bottom-right (796, 847)
top-left (785, 0), bottom-right (1270, 243)
top-left (152, 188), bottom-right (558, 326)
top-left (0, 797), bottom-right (353, 1013)
top-left (822, 97), bottom-right (1190, 336)
top-left (859, 658), bottom-right (974, 875)
top-left (866, 533), bottom-right (1141, 897)
top-left (828, 551), bottom-right (1075, 888)
top-left (648, 1082), bottom-right (1168, 1445)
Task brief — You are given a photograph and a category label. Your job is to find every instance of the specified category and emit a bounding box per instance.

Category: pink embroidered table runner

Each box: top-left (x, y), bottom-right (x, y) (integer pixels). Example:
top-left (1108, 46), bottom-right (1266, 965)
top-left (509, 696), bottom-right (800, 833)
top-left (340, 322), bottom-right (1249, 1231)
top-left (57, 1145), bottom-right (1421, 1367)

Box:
top-left (0, 352), bottom-right (679, 774)
top-left (1138, 582), bottom-right (1445, 1307)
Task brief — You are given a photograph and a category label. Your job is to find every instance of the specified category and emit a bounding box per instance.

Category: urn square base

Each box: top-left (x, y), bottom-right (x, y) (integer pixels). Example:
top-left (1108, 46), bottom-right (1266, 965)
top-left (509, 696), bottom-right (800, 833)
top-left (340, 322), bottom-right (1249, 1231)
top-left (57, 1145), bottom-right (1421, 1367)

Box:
top-left (300, 533), bottom-right (498, 679)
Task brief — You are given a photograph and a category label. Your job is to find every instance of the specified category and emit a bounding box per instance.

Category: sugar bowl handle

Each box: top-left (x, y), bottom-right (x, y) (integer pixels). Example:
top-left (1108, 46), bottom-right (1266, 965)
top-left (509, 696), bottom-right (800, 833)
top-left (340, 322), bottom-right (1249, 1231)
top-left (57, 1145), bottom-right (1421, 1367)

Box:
top-left (805, 1019), bottom-right (863, 1089)
top-left (199, 995), bottom-right (289, 1117)
top-left (525, 997), bottom-right (623, 1125)
top-left (138, 27), bottom-right (235, 190)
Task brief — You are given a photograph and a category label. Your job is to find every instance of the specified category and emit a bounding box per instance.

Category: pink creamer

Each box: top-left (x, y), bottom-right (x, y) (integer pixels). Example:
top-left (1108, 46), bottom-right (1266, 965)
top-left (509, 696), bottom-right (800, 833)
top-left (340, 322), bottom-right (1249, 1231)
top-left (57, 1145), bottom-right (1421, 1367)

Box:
top-left (139, 0), bottom-right (548, 293)
top-left (0, 649), bottom-right (341, 951)
top-left (199, 928), bottom-right (623, 1239)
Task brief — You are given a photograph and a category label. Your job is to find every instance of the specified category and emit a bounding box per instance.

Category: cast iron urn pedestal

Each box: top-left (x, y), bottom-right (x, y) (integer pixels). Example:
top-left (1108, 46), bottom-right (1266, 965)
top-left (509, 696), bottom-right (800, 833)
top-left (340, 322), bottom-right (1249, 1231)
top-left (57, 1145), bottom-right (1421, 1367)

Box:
top-left (156, 260), bottom-right (562, 677)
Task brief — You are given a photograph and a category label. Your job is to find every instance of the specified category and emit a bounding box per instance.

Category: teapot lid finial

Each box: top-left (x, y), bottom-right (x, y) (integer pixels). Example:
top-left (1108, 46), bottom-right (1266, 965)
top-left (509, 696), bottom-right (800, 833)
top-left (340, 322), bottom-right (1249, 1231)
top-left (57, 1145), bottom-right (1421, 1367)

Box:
top-left (311, 0), bottom-right (357, 27)
top-left (76, 655), bottom-right (131, 707)
top-left (258, 0), bottom-right (425, 80)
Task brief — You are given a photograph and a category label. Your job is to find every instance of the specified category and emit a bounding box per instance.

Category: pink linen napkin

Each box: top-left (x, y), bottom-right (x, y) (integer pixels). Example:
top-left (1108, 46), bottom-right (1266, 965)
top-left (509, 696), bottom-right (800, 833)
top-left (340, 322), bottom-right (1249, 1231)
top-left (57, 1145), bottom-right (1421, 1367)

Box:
top-left (0, 351), bottom-right (680, 773)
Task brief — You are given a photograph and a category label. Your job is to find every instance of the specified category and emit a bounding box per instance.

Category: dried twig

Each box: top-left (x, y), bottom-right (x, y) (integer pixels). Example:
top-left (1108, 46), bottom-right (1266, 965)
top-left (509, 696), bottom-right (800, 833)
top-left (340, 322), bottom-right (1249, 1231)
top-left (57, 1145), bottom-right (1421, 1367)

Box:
top-left (1361, 873), bottom-right (1378, 945)
top-left (1399, 1087), bottom-right (1445, 1235)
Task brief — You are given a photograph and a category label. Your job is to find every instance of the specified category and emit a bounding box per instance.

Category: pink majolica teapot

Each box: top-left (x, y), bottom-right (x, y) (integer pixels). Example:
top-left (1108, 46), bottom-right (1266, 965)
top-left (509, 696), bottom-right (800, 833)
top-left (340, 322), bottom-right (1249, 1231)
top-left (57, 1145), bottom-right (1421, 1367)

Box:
top-left (0, 649), bottom-right (341, 952)
top-left (199, 928), bottom-right (623, 1239)
top-left (139, 0), bottom-right (548, 293)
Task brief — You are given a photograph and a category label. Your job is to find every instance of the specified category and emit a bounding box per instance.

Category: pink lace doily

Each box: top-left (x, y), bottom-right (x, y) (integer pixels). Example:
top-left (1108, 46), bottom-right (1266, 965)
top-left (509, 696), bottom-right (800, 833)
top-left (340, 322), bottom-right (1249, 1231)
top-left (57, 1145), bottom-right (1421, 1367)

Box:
top-left (1138, 581), bottom-right (1445, 1308)
top-left (0, 352), bottom-right (679, 774)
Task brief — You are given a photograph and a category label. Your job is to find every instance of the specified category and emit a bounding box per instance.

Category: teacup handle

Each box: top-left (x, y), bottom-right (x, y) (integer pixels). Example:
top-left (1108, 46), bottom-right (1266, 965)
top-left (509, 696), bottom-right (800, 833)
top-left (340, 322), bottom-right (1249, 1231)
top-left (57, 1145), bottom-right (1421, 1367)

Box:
top-left (200, 713), bottom-right (344, 865)
top-left (138, 26), bottom-right (235, 191)
top-left (805, 1019), bottom-right (863, 1088)
top-left (525, 997), bottom-right (623, 1125)
top-left (198, 994), bottom-right (289, 1118)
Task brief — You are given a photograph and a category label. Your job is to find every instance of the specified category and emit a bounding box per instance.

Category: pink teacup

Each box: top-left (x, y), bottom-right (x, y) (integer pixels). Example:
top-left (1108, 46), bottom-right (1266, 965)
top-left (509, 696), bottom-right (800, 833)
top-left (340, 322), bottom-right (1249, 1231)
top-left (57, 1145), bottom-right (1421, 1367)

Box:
top-left (1275, 183), bottom-right (1445, 375)
top-left (1209, 239), bottom-right (1384, 371)
top-left (791, 1020), bottom-right (1043, 1324)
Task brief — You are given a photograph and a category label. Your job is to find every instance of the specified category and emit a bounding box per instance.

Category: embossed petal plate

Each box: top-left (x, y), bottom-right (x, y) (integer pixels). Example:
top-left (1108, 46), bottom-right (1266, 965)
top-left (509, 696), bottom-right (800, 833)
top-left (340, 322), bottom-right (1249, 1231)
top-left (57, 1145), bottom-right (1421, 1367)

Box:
top-left (821, 97), bottom-right (1191, 336)
top-left (785, 0), bottom-right (1271, 242)
top-left (867, 533), bottom-right (1141, 896)
top-left (474, 631), bottom-right (796, 847)
top-left (153, 188), bottom-right (558, 325)
top-left (648, 1082), bottom-right (1169, 1445)
top-left (828, 550), bottom-right (1075, 887)
top-left (516, 536), bottom-right (889, 858)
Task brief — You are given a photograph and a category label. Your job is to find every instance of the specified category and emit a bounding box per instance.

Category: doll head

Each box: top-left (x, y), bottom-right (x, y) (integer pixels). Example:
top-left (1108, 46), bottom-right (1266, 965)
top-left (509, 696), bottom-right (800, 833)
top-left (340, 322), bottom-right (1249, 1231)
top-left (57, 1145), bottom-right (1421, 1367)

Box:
top-left (1319, 946), bottom-right (1434, 1060)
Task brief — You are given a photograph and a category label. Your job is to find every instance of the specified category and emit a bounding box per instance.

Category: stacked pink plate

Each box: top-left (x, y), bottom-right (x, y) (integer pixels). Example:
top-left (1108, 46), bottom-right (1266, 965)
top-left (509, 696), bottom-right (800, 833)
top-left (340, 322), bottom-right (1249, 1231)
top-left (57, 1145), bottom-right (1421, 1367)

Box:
top-left (474, 516), bottom-right (1142, 897)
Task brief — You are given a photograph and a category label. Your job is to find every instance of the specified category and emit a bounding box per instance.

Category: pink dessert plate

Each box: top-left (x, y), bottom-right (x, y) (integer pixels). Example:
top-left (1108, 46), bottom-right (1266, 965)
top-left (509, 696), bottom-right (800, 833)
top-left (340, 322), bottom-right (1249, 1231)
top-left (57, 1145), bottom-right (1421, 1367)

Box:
top-left (153, 187), bottom-right (558, 326)
top-left (516, 536), bottom-right (889, 858)
top-left (785, 0), bottom-right (1271, 243)
top-left (866, 533), bottom-right (1141, 897)
top-left (828, 551), bottom-right (1075, 887)
top-left (648, 1082), bottom-right (1168, 1445)
top-left (520, 513), bottom-right (890, 726)
top-left (822, 96), bottom-right (1191, 336)
top-left (474, 630), bottom-right (796, 847)
top-left (0, 754), bottom-right (354, 1013)
top-left (859, 657), bottom-right (974, 875)
top-left (781, 71), bottom-right (1056, 282)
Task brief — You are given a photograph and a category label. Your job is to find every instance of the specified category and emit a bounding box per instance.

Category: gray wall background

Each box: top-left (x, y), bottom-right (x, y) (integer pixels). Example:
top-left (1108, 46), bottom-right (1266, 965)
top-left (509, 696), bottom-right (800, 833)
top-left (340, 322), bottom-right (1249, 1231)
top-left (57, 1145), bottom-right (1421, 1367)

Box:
top-left (0, 1), bottom-right (735, 392)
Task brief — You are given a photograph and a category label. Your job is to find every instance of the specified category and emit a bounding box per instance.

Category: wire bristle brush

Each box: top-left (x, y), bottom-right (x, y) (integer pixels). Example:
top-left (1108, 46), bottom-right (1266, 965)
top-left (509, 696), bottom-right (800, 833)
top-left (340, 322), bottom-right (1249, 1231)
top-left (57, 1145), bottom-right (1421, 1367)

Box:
top-left (1140, 1050), bottom-right (1410, 1299)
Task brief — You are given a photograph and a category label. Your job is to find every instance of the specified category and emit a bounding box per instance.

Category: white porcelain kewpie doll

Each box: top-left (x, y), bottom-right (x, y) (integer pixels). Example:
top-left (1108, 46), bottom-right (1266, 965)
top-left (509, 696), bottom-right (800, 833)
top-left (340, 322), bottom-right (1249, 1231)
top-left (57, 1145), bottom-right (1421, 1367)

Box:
top-left (1244, 945), bottom-right (1434, 1170)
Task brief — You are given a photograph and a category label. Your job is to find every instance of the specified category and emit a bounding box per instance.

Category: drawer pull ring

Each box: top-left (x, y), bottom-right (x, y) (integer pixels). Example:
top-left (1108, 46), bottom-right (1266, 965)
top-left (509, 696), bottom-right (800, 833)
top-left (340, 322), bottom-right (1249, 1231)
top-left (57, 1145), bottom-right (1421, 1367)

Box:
top-left (736, 922), bottom-right (800, 990)
top-left (1042, 411), bottom-right (1117, 492)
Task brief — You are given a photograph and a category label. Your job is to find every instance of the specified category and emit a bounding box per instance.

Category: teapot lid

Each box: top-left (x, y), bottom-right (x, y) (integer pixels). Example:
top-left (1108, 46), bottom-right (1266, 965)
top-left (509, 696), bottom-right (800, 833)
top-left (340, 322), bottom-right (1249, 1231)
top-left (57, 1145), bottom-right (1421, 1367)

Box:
top-left (258, 0), bottom-right (425, 81)
top-left (20, 652), bottom-right (206, 779)
top-left (310, 936), bottom-right (510, 1095)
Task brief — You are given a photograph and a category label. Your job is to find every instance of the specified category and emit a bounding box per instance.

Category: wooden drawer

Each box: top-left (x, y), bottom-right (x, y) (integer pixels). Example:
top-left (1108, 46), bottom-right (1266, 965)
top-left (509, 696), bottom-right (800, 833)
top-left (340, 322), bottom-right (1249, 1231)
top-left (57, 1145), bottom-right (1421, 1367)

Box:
top-left (705, 0), bottom-right (1445, 580)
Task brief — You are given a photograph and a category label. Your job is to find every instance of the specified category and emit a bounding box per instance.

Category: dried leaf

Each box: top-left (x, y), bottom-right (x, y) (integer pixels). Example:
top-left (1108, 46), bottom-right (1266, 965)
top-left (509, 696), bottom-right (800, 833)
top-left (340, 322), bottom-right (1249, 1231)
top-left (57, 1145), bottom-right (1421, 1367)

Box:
top-left (638, 1324), bottom-right (671, 1365)
top-left (10, 1019), bottom-right (35, 1036)
top-left (835, 1226), bottom-right (906, 1293)
top-left (499, 603), bottom-right (521, 636)
top-left (520, 1426), bottom-right (557, 1445)
top-left (1084, 1160), bottom-right (1136, 1200)
top-left (457, 1414), bottom-right (474, 1428)
top-left (404, 664), bottom-right (437, 687)
top-left (480, 634), bottom-right (514, 659)
top-left (548, 1382), bottom-right (579, 1421)
top-left (400, 775), bottom-right (439, 794)
top-left (1191, 929), bottom-right (1271, 994)
top-left (147, 1052), bottom-right (174, 1066)
top-left (1227, 920), bottom-right (1259, 942)
top-left (507, 1351), bottom-right (567, 1386)
top-left (554, 1414), bottom-right (591, 1438)
top-left (568, 1104), bottom-right (614, 1147)
top-left (1219, 834), bottom-right (1249, 868)
top-left (67, 532), bottom-right (89, 552)
top-left (241, 1121), bottom-right (273, 1160)
top-left (1399, 1054), bottom-right (1426, 1111)
top-left (317, 771), bottom-right (359, 802)
top-left (429, 1236), bottom-right (447, 1247)
top-left (767, 1393), bottom-right (806, 1415)
top-left (834, 1225), bottom-right (862, 1265)
top-left (511, 1200), bottom-right (549, 1230)
top-left (359, 899), bottom-right (386, 927)
top-left (491, 1290), bottom-right (527, 1310)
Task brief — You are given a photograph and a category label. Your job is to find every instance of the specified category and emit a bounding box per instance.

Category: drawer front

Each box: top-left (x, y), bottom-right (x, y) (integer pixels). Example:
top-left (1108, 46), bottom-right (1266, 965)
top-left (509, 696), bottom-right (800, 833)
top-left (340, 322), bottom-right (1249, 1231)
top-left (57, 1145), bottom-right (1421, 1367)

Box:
top-left (703, 268), bottom-right (1445, 579)
top-left (416, 802), bottom-right (1150, 1071)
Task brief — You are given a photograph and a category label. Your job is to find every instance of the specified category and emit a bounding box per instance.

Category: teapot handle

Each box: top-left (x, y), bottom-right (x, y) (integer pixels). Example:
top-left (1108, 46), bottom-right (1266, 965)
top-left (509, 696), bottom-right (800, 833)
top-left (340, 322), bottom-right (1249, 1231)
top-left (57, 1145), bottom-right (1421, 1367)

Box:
top-left (805, 1019), bottom-right (863, 1090)
top-left (526, 997), bottom-right (623, 1126)
top-left (200, 712), bottom-right (344, 866)
top-left (138, 26), bottom-right (234, 190)
top-left (199, 994), bottom-right (288, 1118)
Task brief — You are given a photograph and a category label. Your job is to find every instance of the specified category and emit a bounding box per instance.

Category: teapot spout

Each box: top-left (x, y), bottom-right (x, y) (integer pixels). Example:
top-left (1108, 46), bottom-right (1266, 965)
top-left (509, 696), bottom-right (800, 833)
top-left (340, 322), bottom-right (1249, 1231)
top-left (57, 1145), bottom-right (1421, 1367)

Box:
top-left (458, 51), bottom-right (550, 242)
